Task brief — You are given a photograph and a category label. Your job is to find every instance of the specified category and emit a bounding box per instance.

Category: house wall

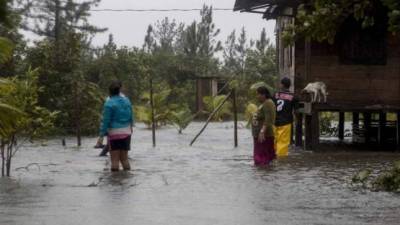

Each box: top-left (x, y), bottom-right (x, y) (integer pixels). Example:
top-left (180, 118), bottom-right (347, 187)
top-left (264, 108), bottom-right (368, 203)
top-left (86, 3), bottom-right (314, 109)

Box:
top-left (293, 34), bottom-right (400, 110)
top-left (276, 15), bottom-right (295, 92)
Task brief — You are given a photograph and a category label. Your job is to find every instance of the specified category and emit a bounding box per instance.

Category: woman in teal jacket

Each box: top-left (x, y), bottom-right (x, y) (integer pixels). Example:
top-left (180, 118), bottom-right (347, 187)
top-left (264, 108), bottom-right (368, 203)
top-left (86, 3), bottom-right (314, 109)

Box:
top-left (97, 81), bottom-right (134, 172)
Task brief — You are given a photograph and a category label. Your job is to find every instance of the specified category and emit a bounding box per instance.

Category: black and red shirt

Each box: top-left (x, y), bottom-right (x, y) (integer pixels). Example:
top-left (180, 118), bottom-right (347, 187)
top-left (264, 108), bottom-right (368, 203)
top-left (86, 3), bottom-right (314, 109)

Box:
top-left (273, 90), bottom-right (299, 126)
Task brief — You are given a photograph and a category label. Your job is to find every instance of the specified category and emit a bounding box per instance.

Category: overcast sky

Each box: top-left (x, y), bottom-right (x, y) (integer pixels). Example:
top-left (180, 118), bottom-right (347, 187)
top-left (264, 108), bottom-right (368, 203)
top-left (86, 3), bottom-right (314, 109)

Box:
top-left (84, 0), bottom-right (276, 47)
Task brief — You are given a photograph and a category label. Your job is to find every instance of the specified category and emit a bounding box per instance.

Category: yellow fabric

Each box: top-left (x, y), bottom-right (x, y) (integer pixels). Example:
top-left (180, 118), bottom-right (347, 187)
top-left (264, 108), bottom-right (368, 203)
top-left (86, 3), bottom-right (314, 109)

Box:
top-left (274, 124), bottom-right (292, 157)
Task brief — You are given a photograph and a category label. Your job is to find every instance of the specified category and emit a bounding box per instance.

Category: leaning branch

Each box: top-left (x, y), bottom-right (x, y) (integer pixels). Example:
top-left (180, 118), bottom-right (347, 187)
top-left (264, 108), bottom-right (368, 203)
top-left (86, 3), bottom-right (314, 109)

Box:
top-left (190, 90), bottom-right (233, 146)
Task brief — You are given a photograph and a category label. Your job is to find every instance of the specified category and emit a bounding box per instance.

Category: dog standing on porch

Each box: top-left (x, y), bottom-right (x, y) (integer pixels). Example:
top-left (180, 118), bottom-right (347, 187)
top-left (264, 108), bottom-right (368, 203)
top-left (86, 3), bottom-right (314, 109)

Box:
top-left (302, 81), bottom-right (328, 103)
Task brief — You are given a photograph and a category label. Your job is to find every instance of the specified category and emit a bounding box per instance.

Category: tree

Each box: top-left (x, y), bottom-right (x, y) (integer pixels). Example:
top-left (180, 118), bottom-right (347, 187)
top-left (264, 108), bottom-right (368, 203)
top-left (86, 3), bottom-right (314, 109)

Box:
top-left (245, 29), bottom-right (277, 91)
top-left (26, 0), bottom-right (106, 40)
top-left (153, 17), bottom-right (183, 53)
top-left (223, 30), bottom-right (238, 75)
top-left (283, 0), bottom-right (400, 44)
top-left (0, 69), bottom-right (56, 177)
top-left (236, 27), bottom-right (248, 76)
top-left (177, 5), bottom-right (222, 77)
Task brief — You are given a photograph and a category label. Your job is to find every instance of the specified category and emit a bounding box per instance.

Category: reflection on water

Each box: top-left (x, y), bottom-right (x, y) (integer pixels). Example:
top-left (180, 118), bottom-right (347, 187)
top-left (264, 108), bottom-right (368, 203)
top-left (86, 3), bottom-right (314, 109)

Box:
top-left (0, 122), bottom-right (399, 225)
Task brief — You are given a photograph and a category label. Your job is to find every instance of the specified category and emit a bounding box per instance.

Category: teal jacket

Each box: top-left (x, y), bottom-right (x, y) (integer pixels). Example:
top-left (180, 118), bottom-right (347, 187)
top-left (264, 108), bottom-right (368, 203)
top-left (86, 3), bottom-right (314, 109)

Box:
top-left (99, 95), bottom-right (134, 137)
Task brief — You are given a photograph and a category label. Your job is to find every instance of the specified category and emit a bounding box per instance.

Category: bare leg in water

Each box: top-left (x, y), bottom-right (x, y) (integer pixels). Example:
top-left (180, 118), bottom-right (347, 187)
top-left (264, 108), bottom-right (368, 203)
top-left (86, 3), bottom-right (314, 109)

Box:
top-left (120, 151), bottom-right (131, 171)
top-left (110, 150), bottom-right (120, 172)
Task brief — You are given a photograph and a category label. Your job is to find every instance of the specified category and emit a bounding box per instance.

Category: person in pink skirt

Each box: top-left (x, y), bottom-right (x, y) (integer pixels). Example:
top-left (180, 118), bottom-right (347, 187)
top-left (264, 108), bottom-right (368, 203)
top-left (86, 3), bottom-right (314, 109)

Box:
top-left (251, 86), bottom-right (276, 166)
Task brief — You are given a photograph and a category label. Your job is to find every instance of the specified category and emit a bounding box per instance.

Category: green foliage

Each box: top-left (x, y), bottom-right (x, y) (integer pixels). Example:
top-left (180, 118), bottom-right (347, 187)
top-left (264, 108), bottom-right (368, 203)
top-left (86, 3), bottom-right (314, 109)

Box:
top-left (203, 95), bottom-right (232, 121)
top-left (0, 68), bottom-right (56, 176)
top-left (250, 81), bottom-right (274, 92)
top-left (320, 112), bottom-right (336, 136)
top-left (352, 169), bottom-right (372, 184)
top-left (351, 161), bottom-right (400, 192)
top-left (245, 103), bottom-right (258, 128)
top-left (136, 89), bottom-right (174, 128)
top-left (382, 0), bottom-right (400, 33)
top-left (284, 0), bottom-right (400, 45)
top-left (169, 105), bottom-right (193, 134)
top-left (373, 161), bottom-right (400, 192)
top-left (0, 68), bottom-right (57, 139)
top-left (0, 37), bottom-right (13, 63)
top-left (223, 28), bottom-right (277, 112)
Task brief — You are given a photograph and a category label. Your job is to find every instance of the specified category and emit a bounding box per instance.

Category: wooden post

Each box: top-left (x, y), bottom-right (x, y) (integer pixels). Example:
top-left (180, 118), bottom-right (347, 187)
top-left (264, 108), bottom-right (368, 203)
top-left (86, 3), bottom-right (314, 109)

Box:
top-left (74, 81), bottom-right (81, 147)
top-left (232, 88), bottom-right (238, 147)
top-left (295, 113), bottom-right (303, 147)
top-left (196, 80), bottom-right (202, 112)
top-left (363, 113), bottom-right (371, 144)
top-left (304, 37), bottom-right (313, 150)
top-left (305, 110), bottom-right (319, 150)
top-left (338, 112), bottom-right (345, 141)
top-left (150, 77), bottom-right (156, 147)
top-left (311, 111), bottom-right (320, 148)
top-left (378, 112), bottom-right (386, 145)
top-left (353, 112), bottom-right (359, 127)
top-left (305, 38), bottom-right (311, 83)
top-left (305, 114), bottom-right (312, 150)
top-left (397, 112), bottom-right (400, 150)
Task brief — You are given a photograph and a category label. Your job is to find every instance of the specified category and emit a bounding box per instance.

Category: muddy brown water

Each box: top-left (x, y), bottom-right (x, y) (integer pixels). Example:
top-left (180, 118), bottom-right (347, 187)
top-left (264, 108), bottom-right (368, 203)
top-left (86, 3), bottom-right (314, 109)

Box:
top-left (1, 123), bottom-right (399, 225)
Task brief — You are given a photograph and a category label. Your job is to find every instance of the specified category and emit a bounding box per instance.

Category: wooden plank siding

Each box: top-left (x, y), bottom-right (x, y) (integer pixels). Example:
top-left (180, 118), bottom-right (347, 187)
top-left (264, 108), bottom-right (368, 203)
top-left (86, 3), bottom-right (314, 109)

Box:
top-left (293, 34), bottom-right (400, 111)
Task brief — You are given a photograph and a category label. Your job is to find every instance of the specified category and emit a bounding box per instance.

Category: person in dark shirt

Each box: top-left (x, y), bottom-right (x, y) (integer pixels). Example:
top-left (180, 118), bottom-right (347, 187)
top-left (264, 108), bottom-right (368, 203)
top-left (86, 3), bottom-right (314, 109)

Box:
top-left (273, 77), bottom-right (298, 157)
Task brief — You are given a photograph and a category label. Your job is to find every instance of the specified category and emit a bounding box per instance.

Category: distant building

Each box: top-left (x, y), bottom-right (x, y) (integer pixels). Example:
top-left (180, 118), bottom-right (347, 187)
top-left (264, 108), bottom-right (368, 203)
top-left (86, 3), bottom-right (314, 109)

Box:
top-left (234, 0), bottom-right (400, 150)
top-left (196, 76), bottom-right (226, 112)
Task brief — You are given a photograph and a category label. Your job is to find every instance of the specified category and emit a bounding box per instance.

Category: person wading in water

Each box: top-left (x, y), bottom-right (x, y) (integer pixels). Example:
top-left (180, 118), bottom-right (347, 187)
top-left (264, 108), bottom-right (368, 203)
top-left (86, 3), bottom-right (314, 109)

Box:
top-left (251, 86), bottom-right (276, 166)
top-left (96, 81), bottom-right (134, 172)
top-left (273, 77), bottom-right (298, 157)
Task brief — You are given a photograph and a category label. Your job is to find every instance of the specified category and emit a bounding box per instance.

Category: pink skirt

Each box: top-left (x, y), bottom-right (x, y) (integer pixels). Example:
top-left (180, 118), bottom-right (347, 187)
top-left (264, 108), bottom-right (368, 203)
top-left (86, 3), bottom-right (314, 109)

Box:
top-left (253, 137), bottom-right (276, 166)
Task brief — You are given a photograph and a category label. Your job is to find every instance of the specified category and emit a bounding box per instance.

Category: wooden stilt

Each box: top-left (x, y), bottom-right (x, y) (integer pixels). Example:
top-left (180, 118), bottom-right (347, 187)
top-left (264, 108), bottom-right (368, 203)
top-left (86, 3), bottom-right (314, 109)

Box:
top-left (363, 113), bottom-right (372, 144)
top-left (196, 80), bottom-right (203, 113)
top-left (305, 111), bottom-right (319, 150)
top-left (295, 113), bottom-right (303, 147)
top-left (353, 112), bottom-right (359, 127)
top-left (311, 111), bottom-right (320, 148)
top-left (305, 115), bottom-right (312, 150)
top-left (338, 112), bottom-right (345, 141)
top-left (378, 112), bottom-right (386, 145)
top-left (396, 112), bottom-right (400, 150)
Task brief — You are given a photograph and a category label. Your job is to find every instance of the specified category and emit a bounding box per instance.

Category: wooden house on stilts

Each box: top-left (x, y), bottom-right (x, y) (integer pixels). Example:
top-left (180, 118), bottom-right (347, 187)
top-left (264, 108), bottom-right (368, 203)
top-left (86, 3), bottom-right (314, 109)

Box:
top-left (234, 0), bottom-right (400, 150)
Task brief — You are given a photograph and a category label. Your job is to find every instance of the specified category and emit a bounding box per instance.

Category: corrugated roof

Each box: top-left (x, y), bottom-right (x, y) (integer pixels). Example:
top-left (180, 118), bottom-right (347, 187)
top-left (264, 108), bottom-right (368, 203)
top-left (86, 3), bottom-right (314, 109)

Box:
top-left (234, 0), bottom-right (301, 19)
top-left (233, 0), bottom-right (272, 11)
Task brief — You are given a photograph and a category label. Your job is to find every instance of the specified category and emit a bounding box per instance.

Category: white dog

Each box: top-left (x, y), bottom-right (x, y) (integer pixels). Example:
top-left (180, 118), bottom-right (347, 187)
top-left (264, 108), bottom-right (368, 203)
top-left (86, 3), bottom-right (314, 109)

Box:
top-left (302, 82), bottom-right (328, 103)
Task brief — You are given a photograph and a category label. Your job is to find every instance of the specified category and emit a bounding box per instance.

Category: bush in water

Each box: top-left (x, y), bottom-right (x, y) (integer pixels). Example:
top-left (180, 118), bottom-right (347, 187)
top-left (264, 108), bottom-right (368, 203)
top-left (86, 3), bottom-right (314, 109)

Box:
top-left (352, 161), bottom-right (400, 193)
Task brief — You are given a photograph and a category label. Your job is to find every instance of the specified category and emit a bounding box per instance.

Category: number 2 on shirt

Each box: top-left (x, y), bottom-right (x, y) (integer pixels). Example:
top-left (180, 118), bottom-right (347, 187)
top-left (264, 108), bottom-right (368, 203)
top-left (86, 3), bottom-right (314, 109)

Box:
top-left (277, 100), bottom-right (285, 112)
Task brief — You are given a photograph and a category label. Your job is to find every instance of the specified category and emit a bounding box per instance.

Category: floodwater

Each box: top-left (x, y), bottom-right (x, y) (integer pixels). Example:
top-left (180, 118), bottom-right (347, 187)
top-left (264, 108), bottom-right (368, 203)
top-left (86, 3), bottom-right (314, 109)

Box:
top-left (0, 122), bottom-right (399, 225)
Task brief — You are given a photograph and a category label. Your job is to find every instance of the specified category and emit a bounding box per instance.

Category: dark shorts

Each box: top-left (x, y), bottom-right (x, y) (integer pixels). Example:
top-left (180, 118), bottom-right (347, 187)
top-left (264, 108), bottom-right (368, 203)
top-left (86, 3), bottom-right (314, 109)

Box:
top-left (109, 136), bottom-right (131, 151)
